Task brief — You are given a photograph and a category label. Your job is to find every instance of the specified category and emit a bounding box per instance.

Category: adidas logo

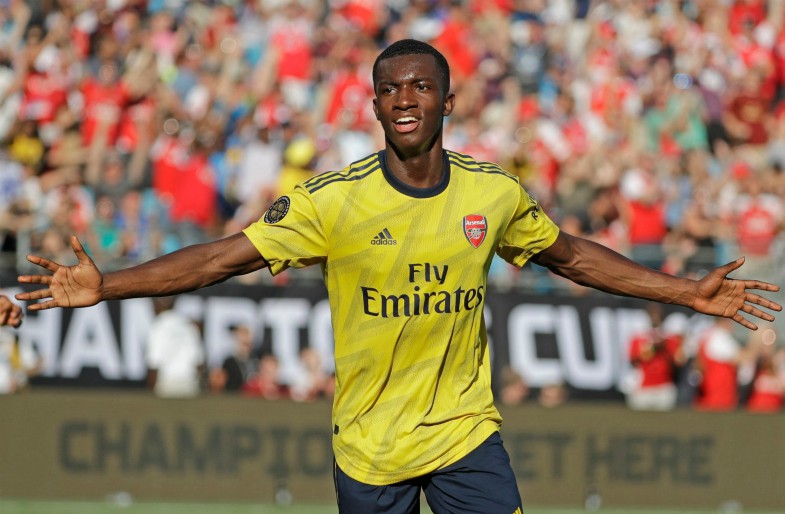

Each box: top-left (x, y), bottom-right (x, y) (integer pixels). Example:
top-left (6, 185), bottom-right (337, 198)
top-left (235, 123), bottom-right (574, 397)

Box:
top-left (371, 228), bottom-right (397, 245)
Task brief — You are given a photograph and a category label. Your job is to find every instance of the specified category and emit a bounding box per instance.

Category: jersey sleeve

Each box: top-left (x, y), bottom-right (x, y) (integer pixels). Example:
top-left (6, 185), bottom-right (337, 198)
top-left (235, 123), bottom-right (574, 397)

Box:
top-left (242, 186), bottom-right (328, 275)
top-left (496, 185), bottom-right (559, 267)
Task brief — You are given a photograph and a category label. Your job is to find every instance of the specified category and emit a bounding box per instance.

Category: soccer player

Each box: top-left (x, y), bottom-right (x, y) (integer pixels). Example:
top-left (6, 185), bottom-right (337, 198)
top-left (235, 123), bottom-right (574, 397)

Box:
top-left (15, 40), bottom-right (782, 513)
top-left (0, 295), bottom-right (22, 328)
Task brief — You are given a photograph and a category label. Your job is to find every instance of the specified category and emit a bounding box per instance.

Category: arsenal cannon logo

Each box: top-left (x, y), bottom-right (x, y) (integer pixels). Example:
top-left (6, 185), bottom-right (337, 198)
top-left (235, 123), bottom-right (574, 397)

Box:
top-left (463, 214), bottom-right (487, 248)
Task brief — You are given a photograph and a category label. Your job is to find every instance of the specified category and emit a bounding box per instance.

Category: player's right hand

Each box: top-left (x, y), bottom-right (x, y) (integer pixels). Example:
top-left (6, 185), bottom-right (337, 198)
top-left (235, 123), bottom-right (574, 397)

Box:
top-left (16, 236), bottom-right (103, 310)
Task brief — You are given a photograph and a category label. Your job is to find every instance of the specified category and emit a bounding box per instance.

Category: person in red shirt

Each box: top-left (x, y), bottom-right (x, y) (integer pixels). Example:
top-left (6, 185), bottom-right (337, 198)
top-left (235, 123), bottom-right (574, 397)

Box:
top-left (79, 39), bottom-right (157, 154)
top-left (150, 130), bottom-right (189, 202)
top-left (167, 141), bottom-right (218, 232)
top-left (268, 2), bottom-right (313, 83)
top-left (724, 72), bottom-right (772, 149)
top-left (745, 330), bottom-right (785, 412)
top-left (694, 318), bottom-right (742, 411)
top-left (626, 303), bottom-right (686, 410)
top-left (151, 128), bottom-right (218, 235)
top-left (324, 50), bottom-right (375, 130)
top-left (621, 167), bottom-right (668, 269)
top-left (735, 175), bottom-right (783, 257)
top-left (242, 354), bottom-right (289, 400)
top-left (19, 69), bottom-right (68, 124)
top-left (432, 4), bottom-right (479, 85)
top-left (728, 0), bottom-right (766, 36)
top-left (17, 23), bottom-right (69, 125)
top-left (80, 63), bottom-right (130, 147)
top-left (336, 0), bottom-right (384, 37)
top-left (732, 19), bottom-right (777, 102)
top-left (116, 96), bottom-right (156, 155)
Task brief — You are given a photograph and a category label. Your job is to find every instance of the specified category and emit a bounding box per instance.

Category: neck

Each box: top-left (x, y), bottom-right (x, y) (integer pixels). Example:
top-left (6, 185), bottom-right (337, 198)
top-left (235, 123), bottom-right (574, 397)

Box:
top-left (384, 137), bottom-right (445, 189)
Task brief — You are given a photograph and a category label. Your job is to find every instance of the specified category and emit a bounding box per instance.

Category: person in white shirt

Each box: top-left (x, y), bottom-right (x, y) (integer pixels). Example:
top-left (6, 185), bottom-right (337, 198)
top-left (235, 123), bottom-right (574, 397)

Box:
top-left (146, 296), bottom-right (204, 398)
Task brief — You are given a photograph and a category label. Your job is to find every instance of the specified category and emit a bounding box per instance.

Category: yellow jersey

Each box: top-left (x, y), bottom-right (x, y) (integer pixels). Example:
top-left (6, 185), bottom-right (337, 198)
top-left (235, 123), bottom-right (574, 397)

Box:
top-left (243, 149), bottom-right (559, 485)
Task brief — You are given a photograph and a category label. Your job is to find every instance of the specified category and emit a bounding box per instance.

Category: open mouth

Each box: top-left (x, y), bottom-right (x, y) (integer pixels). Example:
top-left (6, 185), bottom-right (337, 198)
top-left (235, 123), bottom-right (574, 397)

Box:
top-left (393, 116), bottom-right (420, 133)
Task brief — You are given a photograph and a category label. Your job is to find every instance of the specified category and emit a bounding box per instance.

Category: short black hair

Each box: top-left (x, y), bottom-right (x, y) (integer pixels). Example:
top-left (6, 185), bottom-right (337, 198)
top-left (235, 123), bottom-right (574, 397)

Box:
top-left (372, 39), bottom-right (451, 97)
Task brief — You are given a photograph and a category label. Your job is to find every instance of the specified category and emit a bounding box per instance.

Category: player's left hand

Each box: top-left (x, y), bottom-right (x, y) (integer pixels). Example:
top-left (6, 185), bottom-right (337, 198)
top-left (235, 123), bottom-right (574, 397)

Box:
top-left (691, 257), bottom-right (782, 330)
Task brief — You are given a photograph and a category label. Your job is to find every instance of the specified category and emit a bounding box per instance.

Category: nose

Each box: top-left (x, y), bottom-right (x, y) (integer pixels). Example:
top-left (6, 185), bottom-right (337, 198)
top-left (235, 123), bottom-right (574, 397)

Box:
top-left (394, 85), bottom-right (417, 109)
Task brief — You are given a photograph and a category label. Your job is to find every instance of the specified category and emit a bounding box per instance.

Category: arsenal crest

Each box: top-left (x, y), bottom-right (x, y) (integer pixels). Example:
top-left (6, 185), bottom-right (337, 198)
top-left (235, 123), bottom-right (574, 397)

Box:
top-left (463, 214), bottom-right (487, 248)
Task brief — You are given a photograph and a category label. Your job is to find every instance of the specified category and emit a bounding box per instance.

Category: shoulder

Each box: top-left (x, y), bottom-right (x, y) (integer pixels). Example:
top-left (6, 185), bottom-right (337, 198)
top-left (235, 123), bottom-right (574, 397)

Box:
top-left (301, 152), bottom-right (383, 195)
top-left (445, 149), bottom-right (519, 184)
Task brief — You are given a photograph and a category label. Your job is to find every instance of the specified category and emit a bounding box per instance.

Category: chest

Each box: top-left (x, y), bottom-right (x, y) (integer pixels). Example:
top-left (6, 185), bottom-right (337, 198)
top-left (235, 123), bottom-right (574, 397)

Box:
top-left (322, 178), bottom-right (514, 278)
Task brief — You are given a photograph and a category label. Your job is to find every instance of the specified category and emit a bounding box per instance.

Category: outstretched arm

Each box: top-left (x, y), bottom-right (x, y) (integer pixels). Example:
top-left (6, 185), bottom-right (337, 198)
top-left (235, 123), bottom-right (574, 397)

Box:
top-left (532, 232), bottom-right (781, 330)
top-left (16, 233), bottom-right (267, 310)
top-left (0, 295), bottom-right (23, 327)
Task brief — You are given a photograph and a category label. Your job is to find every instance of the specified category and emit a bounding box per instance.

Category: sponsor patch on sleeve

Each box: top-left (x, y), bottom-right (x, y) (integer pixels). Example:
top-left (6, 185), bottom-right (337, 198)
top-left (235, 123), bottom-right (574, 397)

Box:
top-left (264, 196), bottom-right (290, 224)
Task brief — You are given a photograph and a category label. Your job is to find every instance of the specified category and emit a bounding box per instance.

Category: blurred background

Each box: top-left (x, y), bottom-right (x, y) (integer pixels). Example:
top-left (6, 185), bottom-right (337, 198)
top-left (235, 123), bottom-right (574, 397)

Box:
top-left (0, 0), bottom-right (784, 512)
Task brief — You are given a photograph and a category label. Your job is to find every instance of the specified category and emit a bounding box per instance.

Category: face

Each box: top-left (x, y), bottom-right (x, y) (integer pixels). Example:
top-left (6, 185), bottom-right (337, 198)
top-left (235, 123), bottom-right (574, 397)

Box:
top-left (373, 54), bottom-right (454, 157)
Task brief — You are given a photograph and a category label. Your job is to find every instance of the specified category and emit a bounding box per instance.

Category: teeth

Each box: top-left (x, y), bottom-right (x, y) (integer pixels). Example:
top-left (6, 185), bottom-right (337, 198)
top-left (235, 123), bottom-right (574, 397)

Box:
top-left (395, 117), bottom-right (417, 123)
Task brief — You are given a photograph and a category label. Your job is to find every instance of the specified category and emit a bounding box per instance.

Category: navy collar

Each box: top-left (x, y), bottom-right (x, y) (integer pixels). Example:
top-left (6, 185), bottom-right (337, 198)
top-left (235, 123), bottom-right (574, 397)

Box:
top-left (379, 150), bottom-right (450, 198)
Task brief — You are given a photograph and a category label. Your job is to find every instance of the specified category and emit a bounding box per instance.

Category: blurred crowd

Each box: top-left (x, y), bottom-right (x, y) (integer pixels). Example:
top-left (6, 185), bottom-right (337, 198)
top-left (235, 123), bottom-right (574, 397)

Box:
top-left (498, 304), bottom-right (785, 412)
top-left (1, 0), bottom-right (785, 406)
top-left (619, 305), bottom-right (785, 413)
top-left (143, 297), bottom-right (335, 402)
top-left (0, 0), bottom-right (783, 291)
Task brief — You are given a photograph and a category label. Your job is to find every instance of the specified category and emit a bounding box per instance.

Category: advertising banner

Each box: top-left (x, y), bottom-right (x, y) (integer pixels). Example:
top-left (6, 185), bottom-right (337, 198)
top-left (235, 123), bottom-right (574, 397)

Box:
top-left (1, 281), bottom-right (701, 399)
top-left (0, 392), bottom-right (782, 510)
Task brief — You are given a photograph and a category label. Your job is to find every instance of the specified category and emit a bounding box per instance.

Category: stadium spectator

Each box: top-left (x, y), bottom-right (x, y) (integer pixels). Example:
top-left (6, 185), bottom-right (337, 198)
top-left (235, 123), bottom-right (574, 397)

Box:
top-left (85, 194), bottom-right (123, 261)
top-left (228, 122), bottom-right (283, 228)
top-left (7, 119), bottom-right (44, 168)
top-left (114, 189), bottom-right (165, 264)
top-left (242, 353), bottom-right (288, 400)
top-left (693, 317), bottom-right (743, 411)
top-left (217, 324), bottom-right (258, 393)
top-left (733, 173), bottom-right (783, 260)
top-left (538, 382), bottom-right (568, 408)
top-left (1, 0), bottom-right (785, 425)
top-left (723, 75), bottom-right (773, 157)
top-left (619, 161), bottom-right (668, 269)
top-left (15, 39), bottom-right (781, 514)
top-left (498, 365), bottom-right (530, 406)
top-left (0, 294), bottom-right (21, 327)
top-left (277, 137), bottom-right (319, 198)
top-left (643, 68), bottom-right (708, 156)
top-left (289, 346), bottom-right (334, 402)
top-left (0, 327), bottom-right (40, 393)
top-left (0, 0), bottom-right (782, 299)
top-left (165, 135), bottom-right (219, 240)
top-left (322, 44), bottom-right (375, 131)
top-left (625, 303), bottom-right (686, 411)
top-left (11, 0), bottom-right (785, 371)
top-left (744, 327), bottom-right (785, 412)
top-left (0, 293), bottom-right (32, 393)
top-left (146, 295), bottom-right (205, 398)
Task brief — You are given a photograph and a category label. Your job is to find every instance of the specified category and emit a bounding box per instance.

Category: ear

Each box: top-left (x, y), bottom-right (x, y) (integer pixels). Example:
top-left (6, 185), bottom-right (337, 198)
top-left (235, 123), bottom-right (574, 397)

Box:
top-left (443, 92), bottom-right (455, 117)
top-left (373, 96), bottom-right (380, 120)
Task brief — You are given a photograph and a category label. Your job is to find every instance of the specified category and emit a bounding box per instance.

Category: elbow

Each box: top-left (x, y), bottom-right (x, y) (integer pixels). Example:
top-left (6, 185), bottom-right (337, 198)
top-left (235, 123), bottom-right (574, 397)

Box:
top-left (538, 233), bottom-right (583, 273)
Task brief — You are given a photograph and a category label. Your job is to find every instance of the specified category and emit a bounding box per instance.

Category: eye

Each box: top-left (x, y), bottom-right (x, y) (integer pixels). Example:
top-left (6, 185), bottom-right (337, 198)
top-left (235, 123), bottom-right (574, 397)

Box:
top-left (416, 83), bottom-right (430, 91)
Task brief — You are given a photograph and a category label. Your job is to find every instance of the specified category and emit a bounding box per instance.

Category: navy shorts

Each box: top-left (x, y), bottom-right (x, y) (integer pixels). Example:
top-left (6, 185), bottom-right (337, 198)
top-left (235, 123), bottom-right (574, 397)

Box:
top-left (334, 432), bottom-right (523, 514)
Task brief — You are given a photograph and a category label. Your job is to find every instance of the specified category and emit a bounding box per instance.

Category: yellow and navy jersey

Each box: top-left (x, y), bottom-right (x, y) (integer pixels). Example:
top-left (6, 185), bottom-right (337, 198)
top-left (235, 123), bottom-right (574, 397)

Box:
top-left (243, 149), bottom-right (559, 485)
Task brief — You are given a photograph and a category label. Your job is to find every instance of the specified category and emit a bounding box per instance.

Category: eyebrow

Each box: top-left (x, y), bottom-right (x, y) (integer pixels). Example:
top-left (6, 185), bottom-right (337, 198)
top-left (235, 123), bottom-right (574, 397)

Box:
top-left (378, 77), bottom-right (435, 87)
